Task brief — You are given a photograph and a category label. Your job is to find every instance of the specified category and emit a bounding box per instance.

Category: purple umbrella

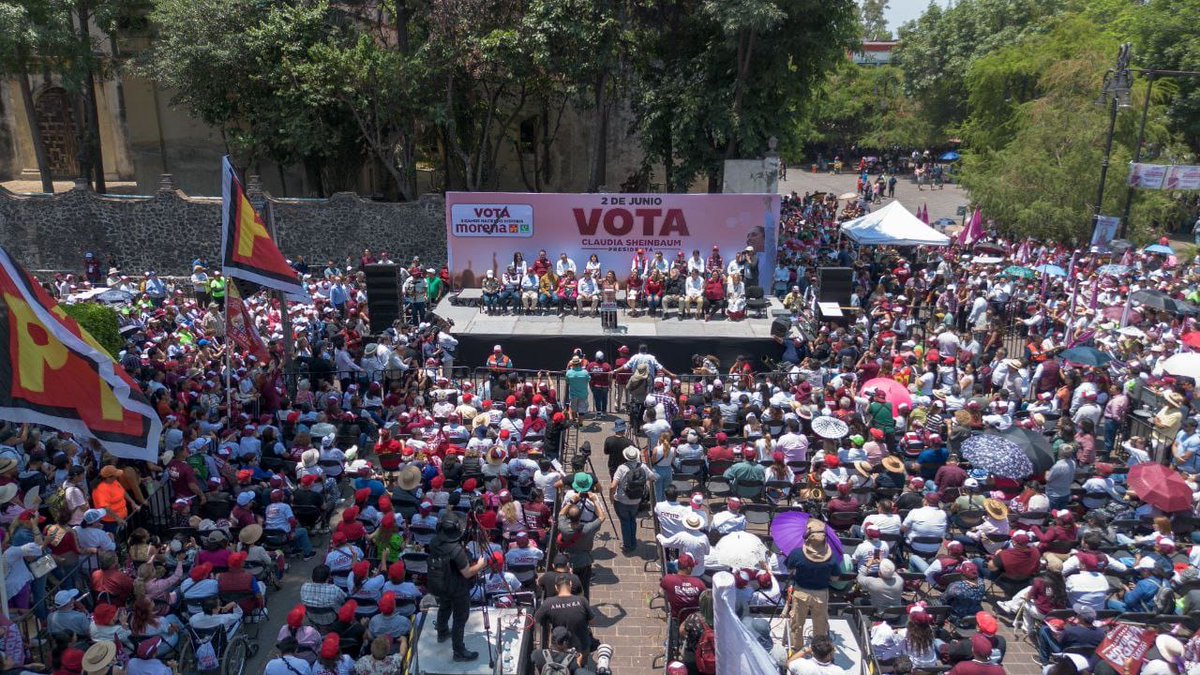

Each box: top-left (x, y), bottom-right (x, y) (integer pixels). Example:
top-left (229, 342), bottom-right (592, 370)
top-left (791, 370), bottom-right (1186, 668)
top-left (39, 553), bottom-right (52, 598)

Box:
top-left (769, 511), bottom-right (845, 559)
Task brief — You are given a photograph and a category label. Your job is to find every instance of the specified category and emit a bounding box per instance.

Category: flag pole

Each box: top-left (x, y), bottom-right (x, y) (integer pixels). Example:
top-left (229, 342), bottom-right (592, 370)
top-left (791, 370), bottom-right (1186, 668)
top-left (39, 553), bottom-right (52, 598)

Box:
top-left (265, 201), bottom-right (295, 397)
top-left (224, 288), bottom-right (233, 416)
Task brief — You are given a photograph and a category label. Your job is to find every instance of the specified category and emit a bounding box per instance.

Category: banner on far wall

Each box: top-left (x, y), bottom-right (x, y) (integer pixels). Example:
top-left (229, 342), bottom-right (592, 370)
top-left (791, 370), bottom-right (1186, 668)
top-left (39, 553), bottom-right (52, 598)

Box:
top-left (445, 192), bottom-right (780, 290)
top-left (1126, 162), bottom-right (1200, 191)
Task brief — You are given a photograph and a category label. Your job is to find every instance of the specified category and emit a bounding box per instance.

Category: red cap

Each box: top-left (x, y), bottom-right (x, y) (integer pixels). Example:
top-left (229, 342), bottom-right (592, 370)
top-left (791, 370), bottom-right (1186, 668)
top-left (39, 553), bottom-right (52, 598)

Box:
top-left (379, 591), bottom-right (396, 615)
top-left (378, 496), bottom-right (393, 512)
top-left (352, 561), bottom-right (370, 580)
top-left (287, 605), bottom-right (306, 629)
top-left (824, 455), bottom-right (839, 468)
top-left (237, 469), bottom-right (253, 483)
top-left (93, 603), bottom-right (118, 626)
top-left (343, 506), bottom-right (360, 523)
top-left (190, 563), bottom-right (212, 582)
top-left (228, 552), bottom-right (248, 569)
top-left (462, 478), bottom-right (478, 492)
top-left (431, 475), bottom-right (445, 489)
top-left (301, 474), bottom-right (318, 487)
top-left (388, 561), bottom-right (406, 583)
top-left (320, 634), bottom-right (341, 660)
top-left (870, 428), bottom-right (884, 441)
top-left (677, 553), bottom-right (696, 568)
top-left (61, 649), bottom-right (84, 673)
top-left (355, 488), bottom-right (370, 504)
top-left (552, 412), bottom-right (566, 424)
top-left (332, 532), bottom-right (347, 546)
top-left (716, 432), bottom-right (728, 442)
top-left (772, 451), bottom-right (785, 464)
top-left (337, 600), bottom-right (358, 624)
top-left (976, 612), bottom-right (998, 636)
top-left (381, 513), bottom-right (396, 530)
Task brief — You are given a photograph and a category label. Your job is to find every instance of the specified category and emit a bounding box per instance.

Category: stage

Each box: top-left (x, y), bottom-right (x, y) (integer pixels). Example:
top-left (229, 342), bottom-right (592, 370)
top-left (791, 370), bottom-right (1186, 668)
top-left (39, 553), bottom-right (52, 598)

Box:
top-left (435, 293), bottom-right (788, 373)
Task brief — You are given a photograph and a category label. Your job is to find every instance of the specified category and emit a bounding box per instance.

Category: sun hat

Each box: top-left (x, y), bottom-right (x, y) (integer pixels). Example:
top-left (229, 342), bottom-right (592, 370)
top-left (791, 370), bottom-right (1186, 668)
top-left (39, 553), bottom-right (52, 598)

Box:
top-left (623, 446), bottom-right (640, 461)
top-left (683, 514), bottom-right (702, 531)
top-left (301, 449), bottom-right (320, 468)
top-left (882, 456), bottom-right (905, 473)
top-left (239, 524), bottom-right (263, 545)
top-left (83, 641), bottom-right (116, 674)
top-left (571, 473), bottom-right (594, 493)
top-left (396, 465), bottom-right (422, 491)
top-left (983, 498), bottom-right (1008, 520)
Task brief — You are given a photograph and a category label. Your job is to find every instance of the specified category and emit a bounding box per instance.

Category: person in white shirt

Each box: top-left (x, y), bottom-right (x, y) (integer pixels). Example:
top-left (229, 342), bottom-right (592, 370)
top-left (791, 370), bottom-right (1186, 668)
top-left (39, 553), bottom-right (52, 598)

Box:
top-left (902, 493), bottom-right (948, 571)
top-left (555, 253), bottom-right (576, 277)
top-left (655, 514), bottom-right (710, 576)
top-left (687, 250), bottom-right (706, 275)
top-left (577, 271), bottom-right (600, 315)
top-left (710, 497), bottom-right (746, 535)
top-left (850, 527), bottom-right (891, 573)
top-left (683, 269), bottom-right (705, 319)
top-left (860, 500), bottom-right (902, 535)
top-left (654, 486), bottom-right (691, 539)
top-left (520, 269), bottom-right (540, 313)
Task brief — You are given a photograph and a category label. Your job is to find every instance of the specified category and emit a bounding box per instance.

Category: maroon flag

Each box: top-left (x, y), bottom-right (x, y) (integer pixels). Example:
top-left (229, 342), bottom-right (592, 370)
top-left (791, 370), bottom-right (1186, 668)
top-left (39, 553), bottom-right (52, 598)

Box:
top-left (225, 282), bottom-right (269, 362)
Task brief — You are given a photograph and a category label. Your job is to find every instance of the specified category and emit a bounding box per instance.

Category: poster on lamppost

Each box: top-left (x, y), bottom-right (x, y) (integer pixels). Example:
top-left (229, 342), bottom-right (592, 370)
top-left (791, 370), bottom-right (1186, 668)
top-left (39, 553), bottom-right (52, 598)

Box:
top-left (1090, 215), bottom-right (1121, 250)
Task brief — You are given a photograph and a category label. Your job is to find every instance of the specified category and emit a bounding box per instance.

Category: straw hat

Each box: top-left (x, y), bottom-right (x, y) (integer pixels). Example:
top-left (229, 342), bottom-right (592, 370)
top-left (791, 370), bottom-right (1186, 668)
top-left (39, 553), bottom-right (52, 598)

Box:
top-left (396, 465), bottom-right (422, 491)
top-left (1164, 391), bottom-right (1186, 408)
top-left (239, 524), bottom-right (263, 546)
top-left (0, 458), bottom-right (17, 474)
top-left (854, 461), bottom-right (872, 479)
top-left (301, 449), bottom-right (320, 468)
top-left (0, 484), bottom-right (17, 504)
top-left (82, 641), bottom-right (116, 673)
top-left (983, 498), bottom-right (1008, 521)
top-left (881, 456), bottom-right (905, 474)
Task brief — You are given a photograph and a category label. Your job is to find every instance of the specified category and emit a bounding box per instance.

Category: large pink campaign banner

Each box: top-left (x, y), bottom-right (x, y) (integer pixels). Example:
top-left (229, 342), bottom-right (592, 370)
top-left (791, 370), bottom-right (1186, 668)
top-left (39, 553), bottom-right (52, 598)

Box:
top-left (445, 192), bottom-right (781, 289)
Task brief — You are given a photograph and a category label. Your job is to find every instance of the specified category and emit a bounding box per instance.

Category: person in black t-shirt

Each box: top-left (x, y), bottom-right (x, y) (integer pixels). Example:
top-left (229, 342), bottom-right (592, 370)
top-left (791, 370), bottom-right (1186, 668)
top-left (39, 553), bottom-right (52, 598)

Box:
top-left (532, 626), bottom-right (592, 675)
top-left (429, 513), bottom-right (487, 662)
top-left (534, 576), bottom-right (595, 661)
top-left (536, 554), bottom-right (584, 599)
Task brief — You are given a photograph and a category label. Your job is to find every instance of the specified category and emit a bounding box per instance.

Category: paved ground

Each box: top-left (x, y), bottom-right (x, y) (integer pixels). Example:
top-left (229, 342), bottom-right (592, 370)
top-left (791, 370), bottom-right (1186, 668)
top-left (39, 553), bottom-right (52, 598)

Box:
top-left (778, 167), bottom-right (971, 226)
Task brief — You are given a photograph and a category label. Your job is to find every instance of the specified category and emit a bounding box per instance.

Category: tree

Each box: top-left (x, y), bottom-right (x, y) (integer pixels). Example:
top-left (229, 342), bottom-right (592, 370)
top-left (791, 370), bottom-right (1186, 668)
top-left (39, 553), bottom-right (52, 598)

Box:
top-left (894, 0), bottom-right (1067, 138)
top-left (798, 63), bottom-right (935, 151)
top-left (957, 22), bottom-right (1182, 244)
top-left (142, 0), bottom-right (362, 194)
top-left (860, 0), bottom-right (890, 41)
top-left (0, 1), bottom-right (72, 193)
top-left (631, 0), bottom-right (859, 191)
top-left (61, 302), bottom-right (122, 358)
top-left (1125, 0), bottom-right (1200, 154)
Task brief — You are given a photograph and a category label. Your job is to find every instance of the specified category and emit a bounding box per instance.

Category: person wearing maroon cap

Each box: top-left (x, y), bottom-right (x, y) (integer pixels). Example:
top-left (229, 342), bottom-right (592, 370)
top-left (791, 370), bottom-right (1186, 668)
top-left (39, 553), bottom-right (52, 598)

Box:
top-left (987, 531), bottom-right (1040, 594)
top-left (946, 634), bottom-right (1005, 675)
top-left (660, 553), bottom-right (707, 620)
top-left (706, 431), bottom-right (735, 463)
top-left (723, 446), bottom-right (765, 499)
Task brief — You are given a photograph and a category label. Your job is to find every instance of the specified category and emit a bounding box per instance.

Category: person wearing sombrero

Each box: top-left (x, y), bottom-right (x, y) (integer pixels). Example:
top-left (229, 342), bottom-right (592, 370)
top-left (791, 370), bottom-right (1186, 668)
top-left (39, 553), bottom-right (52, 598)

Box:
top-left (783, 519), bottom-right (840, 648)
top-left (80, 640), bottom-right (118, 675)
top-left (1152, 390), bottom-right (1186, 455)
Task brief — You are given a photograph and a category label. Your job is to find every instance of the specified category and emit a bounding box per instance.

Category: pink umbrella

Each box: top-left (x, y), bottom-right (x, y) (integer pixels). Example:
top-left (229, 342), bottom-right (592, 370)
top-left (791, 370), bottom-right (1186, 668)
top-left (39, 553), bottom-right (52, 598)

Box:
top-left (1102, 305), bottom-right (1141, 324)
top-left (861, 377), bottom-right (913, 415)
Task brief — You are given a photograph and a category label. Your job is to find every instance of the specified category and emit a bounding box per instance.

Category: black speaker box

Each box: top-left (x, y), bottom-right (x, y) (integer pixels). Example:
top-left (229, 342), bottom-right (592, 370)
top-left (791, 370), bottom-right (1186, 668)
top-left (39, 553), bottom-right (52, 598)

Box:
top-left (817, 267), bottom-right (854, 306)
top-left (364, 264), bottom-right (402, 329)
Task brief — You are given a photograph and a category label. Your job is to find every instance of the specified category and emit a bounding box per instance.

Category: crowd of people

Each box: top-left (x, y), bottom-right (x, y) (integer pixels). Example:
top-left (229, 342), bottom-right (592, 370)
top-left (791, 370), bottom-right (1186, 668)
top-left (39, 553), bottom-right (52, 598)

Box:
top-left (5, 179), bottom-right (1200, 675)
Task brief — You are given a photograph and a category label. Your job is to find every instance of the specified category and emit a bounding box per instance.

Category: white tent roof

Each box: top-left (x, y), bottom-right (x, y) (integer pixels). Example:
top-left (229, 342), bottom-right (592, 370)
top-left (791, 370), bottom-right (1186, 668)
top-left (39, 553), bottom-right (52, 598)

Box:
top-left (839, 201), bottom-right (951, 247)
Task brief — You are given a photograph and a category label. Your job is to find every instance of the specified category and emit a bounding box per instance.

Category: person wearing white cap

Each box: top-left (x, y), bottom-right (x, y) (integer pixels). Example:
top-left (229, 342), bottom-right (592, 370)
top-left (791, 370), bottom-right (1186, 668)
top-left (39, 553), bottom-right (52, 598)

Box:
top-left (1107, 557), bottom-right (1167, 612)
top-left (711, 497), bottom-right (746, 535)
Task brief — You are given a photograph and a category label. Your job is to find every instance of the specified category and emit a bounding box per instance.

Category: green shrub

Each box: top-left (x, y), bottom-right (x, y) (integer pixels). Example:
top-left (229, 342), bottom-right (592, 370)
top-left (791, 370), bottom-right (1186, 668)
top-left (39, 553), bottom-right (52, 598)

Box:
top-left (60, 303), bottom-right (124, 359)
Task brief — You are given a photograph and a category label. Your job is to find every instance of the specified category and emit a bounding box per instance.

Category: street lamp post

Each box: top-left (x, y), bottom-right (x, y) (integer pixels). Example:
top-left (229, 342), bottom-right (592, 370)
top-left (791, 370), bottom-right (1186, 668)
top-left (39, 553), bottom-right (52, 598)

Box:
top-left (1095, 43), bottom-right (1132, 241)
top-left (1120, 68), bottom-right (1200, 236)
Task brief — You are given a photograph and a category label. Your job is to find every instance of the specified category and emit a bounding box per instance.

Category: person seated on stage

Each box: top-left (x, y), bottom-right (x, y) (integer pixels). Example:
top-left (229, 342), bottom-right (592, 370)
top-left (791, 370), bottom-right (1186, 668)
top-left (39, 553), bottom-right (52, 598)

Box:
top-left (577, 271), bottom-right (600, 317)
top-left (556, 252), bottom-right (577, 277)
top-left (650, 250), bottom-right (671, 276)
top-left (600, 270), bottom-right (620, 305)
top-left (726, 272), bottom-right (747, 321)
top-left (521, 267), bottom-right (540, 315)
top-left (481, 270), bottom-right (501, 314)
top-left (500, 264), bottom-right (522, 313)
top-left (555, 270), bottom-right (578, 315)
top-left (538, 270), bottom-right (559, 313)
top-left (662, 267), bottom-right (685, 316)
top-left (626, 269), bottom-right (644, 316)
top-left (644, 270), bottom-right (665, 316)
top-left (684, 268), bottom-right (706, 319)
top-left (703, 271), bottom-right (725, 321)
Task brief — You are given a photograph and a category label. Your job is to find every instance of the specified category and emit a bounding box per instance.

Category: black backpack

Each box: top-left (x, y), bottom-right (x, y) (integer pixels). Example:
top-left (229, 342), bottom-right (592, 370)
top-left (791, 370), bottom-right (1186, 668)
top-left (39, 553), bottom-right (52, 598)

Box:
top-left (427, 547), bottom-right (453, 596)
top-left (621, 461), bottom-right (647, 502)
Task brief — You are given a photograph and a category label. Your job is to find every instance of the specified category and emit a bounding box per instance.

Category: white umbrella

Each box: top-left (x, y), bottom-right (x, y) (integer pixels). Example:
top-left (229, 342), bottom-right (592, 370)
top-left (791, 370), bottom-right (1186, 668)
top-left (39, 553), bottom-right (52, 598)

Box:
top-left (710, 531), bottom-right (769, 569)
top-left (1118, 326), bottom-right (1146, 339)
top-left (838, 192), bottom-right (859, 200)
top-left (1161, 353), bottom-right (1200, 380)
top-left (812, 416), bottom-right (849, 440)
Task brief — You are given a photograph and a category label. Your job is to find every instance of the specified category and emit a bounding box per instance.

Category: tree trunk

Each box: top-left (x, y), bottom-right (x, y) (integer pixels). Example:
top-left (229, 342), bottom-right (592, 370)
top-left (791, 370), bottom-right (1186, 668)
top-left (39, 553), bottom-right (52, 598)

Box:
top-left (76, 0), bottom-right (105, 193)
top-left (17, 67), bottom-right (53, 194)
top-left (588, 71), bottom-right (609, 192)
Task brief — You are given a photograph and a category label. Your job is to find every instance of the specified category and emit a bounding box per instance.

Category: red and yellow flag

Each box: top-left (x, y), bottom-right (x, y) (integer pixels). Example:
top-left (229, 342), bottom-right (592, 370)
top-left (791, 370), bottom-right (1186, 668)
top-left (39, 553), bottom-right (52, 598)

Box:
top-left (220, 156), bottom-right (306, 301)
top-left (0, 248), bottom-right (161, 460)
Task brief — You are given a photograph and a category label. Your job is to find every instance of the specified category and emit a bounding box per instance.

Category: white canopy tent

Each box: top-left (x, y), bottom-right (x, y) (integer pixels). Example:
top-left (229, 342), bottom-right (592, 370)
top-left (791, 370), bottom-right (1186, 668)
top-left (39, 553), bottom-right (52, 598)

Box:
top-left (839, 201), bottom-right (951, 247)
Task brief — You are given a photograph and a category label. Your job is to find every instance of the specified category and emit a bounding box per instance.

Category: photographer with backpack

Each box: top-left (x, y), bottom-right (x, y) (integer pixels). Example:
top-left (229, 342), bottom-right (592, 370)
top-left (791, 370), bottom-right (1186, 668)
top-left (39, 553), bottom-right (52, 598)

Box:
top-left (428, 512), bottom-right (488, 662)
top-left (608, 446), bottom-right (655, 554)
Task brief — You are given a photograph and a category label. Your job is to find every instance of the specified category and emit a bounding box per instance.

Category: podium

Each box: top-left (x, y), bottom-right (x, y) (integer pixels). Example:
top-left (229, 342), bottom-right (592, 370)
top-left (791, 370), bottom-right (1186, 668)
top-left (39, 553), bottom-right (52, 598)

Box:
top-left (600, 301), bottom-right (619, 330)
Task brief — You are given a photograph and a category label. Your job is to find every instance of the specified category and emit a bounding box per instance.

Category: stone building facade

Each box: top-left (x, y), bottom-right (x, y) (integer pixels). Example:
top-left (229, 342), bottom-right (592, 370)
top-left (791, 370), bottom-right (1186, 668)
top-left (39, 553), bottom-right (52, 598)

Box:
top-left (0, 176), bottom-right (447, 275)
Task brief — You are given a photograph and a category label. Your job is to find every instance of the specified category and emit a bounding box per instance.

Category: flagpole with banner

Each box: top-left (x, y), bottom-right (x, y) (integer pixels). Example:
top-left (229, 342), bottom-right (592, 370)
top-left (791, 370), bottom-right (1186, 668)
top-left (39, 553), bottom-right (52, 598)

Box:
top-left (264, 201), bottom-right (295, 392)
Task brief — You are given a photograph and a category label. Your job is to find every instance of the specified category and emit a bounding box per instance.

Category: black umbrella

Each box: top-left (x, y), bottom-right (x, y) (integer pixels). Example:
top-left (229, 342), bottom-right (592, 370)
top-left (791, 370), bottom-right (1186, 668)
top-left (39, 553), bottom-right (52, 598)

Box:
top-left (1131, 289), bottom-right (1200, 316)
top-left (986, 426), bottom-right (1054, 475)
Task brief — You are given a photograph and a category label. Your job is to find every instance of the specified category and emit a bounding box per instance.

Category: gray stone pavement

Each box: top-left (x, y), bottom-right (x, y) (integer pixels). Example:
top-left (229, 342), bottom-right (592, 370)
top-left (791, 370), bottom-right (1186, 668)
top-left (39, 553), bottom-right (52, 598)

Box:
top-left (778, 166), bottom-right (971, 225)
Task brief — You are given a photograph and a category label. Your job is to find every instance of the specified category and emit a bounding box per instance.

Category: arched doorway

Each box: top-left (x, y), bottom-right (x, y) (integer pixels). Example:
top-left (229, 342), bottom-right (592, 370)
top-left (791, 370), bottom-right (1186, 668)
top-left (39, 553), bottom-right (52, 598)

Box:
top-left (34, 87), bottom-right (78, 179)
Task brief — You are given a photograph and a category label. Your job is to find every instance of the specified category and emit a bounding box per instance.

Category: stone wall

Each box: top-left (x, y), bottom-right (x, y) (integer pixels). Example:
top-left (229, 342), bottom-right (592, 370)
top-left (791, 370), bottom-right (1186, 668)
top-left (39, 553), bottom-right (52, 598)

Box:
top-left (0, 175), bottom-right (447, 275)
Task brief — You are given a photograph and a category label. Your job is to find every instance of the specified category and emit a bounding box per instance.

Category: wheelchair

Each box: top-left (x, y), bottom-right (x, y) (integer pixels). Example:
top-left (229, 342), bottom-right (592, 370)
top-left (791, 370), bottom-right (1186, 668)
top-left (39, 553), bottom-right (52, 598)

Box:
top-left (176, 617), bottom-right (252, 675)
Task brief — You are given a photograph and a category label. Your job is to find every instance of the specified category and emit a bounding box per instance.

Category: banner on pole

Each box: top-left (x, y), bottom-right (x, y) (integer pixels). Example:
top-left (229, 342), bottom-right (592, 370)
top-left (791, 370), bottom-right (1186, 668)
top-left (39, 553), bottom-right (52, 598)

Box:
top-left (1127, 162), bottom-right (1200, 191)
top-left (445, 192), bottom-right (780, 290)
top-left (220, 156), bottom-right (307, 302)
top-left (226, 282), bottom-right (269, 363)
top-left (1165, 165), bottom-right (1200, 191)
top-left (1128, 163), bottom-right (1168, 189)
top-left (1090, 215), bottom-right (1121, 249)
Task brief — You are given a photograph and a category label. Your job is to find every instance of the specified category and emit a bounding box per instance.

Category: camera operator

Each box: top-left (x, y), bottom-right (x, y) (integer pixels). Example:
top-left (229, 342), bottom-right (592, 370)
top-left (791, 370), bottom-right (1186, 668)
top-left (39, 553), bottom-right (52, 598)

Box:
top-left (429, 512), bottom-right (488, 662)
